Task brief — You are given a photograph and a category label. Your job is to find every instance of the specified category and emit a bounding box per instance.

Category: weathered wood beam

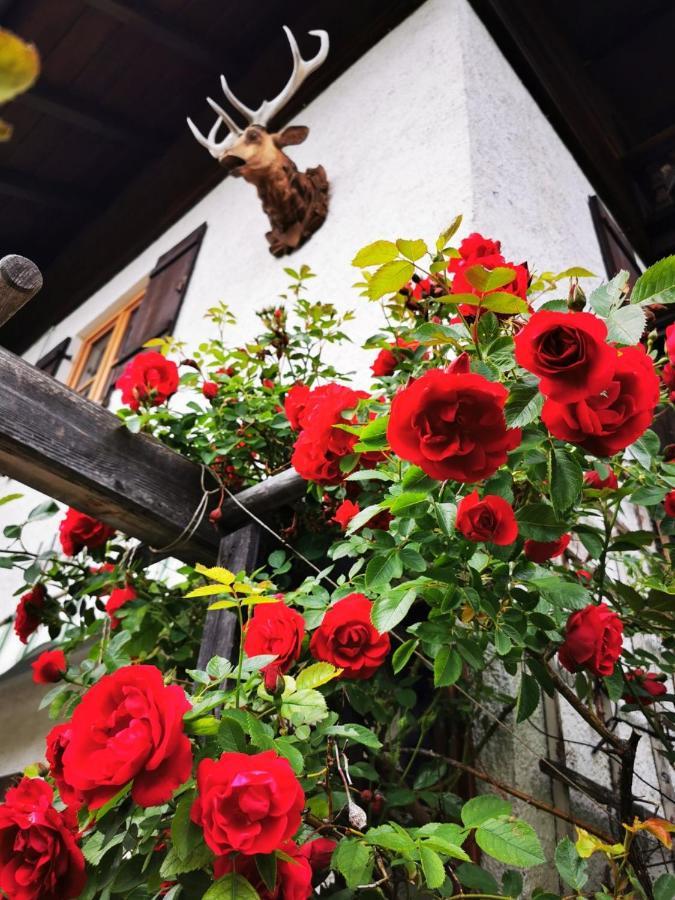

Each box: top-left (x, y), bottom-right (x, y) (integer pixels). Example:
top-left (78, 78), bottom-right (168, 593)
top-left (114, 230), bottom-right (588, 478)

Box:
top-left (216, 468), bottom-right (306, 534)
top-left (0, 347), bottom-right (219, 563)
top-left (0, 170), bottom-right (88, 210)
top-left (0, 256), bottom-right (42, 328)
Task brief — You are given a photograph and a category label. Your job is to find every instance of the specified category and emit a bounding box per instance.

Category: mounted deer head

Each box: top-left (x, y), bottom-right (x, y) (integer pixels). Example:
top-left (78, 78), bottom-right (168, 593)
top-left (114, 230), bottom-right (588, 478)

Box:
top-left (187, 27), bottom-right (330, 257)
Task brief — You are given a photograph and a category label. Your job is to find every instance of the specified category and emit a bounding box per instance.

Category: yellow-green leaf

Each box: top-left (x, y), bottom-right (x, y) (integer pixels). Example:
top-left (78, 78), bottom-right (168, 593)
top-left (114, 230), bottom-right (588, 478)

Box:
top-left (0, 29), bottom-right (40, 104)
top-left (296, 662), bottom-right (343, 690)
top-left (194, 564), bottom-right (235, 585)
top-left (185, 584), bottom-right (233, 598)
top-left (352, 240), bottom-right (399, 268)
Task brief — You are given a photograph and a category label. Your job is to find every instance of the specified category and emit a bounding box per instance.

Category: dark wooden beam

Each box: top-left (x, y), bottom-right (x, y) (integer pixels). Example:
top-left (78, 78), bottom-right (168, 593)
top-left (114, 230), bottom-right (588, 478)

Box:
top-left (0, 169), bottom-right (88, 210)
top-left (0, 347), bottom-right (220, 563)
top-left (84, 0), bottom-right (223, 69)
top-left (19, 84), bottom-right (165, 149)
top-left (216, 468), bottom-right (306, 534)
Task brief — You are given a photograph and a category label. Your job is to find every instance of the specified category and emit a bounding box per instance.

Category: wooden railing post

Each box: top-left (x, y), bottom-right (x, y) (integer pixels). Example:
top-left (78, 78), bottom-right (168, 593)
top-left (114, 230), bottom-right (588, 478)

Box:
top-left (0, 256), bottom-right (43, 328)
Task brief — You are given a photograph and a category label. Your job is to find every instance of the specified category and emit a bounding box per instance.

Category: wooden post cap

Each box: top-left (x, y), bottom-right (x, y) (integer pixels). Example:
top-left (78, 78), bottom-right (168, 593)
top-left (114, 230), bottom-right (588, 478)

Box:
top-left (0, 255), bottom-right (43, 329)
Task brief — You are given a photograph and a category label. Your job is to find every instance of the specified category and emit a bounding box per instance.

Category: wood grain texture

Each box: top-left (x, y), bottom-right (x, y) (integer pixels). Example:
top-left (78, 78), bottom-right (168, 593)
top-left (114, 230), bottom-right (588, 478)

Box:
top-left (197, 524), bottom-right (262, 670)
top-left (0, 256), bottom-right (43, 327)
top-left (216, 467), bottom-right (306, 533)
top-left (0, 346), bottom-right (219, 563)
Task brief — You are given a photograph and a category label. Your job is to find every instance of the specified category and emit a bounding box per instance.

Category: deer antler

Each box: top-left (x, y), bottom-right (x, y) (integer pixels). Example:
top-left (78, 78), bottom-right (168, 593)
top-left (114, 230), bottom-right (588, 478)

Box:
top-left (187, 26), bottom-right (329, 157)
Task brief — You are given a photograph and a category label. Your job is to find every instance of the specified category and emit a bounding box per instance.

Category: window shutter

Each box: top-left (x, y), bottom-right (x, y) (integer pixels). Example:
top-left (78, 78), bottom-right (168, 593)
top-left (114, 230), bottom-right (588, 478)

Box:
top-left (35, 337), bottom-right (71, 378)
top-left (589, 196), bottom-right (641, 286)
top-left (115, 223), bottom-right (207, 369)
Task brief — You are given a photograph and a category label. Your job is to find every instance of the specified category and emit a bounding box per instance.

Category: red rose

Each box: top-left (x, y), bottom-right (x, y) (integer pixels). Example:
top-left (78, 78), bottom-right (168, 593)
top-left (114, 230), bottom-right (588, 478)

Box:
top-left (371, 338), bottom-right (420, 377)
top-left (244, 600), bottom-right (305, 692)
top-left (664, 490), bottom-right (675, 517)
top-left (0, 777), bottom-right (85, 900)
top-left (332, 500), bottom-right (391, 532)
top-left (284, 384), bottom-right (311, 430)
top-left (623, 669), bottom-right (667, 706)
top-left (387, 368), bottom-right (521, 483)
top-left (291, 384), bottom-right (370, 485)
top-left (576, 569), bottom-right (592, 583)
top-left (558, 602), bottom-right (623, 677)
top-left (299, 836), bottom-right (337, 874)
top-left (14, 584), bottom-right (46, 643)
top-left (59, 507), bottom-right (115, 556)
top-left (456, 232), bottom-right (502, 261)
top-left (191, 750), bottom-right (305, 856)
top-left (202, 381), bottom-right (218, 399)
top-left (584, 469), bottom-right (618, 490)
top-left (514, 311), bottom-right (616, 401)
top-left (310, 593), bottom-right (390, 680)
top-left (455, 491), bottom-right (518, 545)
top-left (116, 350), bottom-right (179, 412)
top-left (541, 345), bottom-right (659, 457)
top-left (31, 649), bottom-right (67, 684)
top-left (105, 583), bottom-right (137, 628)
top-left (214, 840), bottom-right (313, 900)
top-left (662, 361), bottom-right (675, 400)
top-left (62, 664), bottom-right (192, 809)
top-left (45, 724), bottom-right (84, 809)
top-left (666, 323), bottom-right (675, 364)
top-left (524, 534), bottom-right (570, 563)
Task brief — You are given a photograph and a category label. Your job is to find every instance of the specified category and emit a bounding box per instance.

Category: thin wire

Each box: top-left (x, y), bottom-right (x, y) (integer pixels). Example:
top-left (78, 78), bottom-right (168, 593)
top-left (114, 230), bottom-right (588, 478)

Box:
top-left (149, 466), bottom-right (219, 555)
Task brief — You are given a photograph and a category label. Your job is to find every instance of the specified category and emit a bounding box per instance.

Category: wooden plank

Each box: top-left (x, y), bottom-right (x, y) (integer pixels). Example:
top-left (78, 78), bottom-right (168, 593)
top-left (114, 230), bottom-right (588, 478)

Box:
top-left (0, 346), bottom-right (219, 563)
top-left (216, 468), bottom-right (306, 534)
top-left (0, 256), bottom-right (42, 328)
top-left (197, 524), bottom-right (263, 669)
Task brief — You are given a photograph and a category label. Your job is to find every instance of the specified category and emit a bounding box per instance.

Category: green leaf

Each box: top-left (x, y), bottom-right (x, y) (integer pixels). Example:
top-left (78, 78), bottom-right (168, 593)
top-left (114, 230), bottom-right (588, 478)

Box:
top-left (505, 383), bottom-right (544, 429)
top-left (27, 500), bottom-right (59, 521)
top-left (172, 793), bottom-right (201, 861)
top-left (218, 716), bottom-right (247, 753)
top-left (346, 504), bottom-right (386, 535)
top-left (255, 854), bottom-right (277, 893)
top-left (480, 292), bottom-right (529, 315)
top-left (515, 673), bottom-right (540, 723)
top-left (392, 638), bottom-right (418, 674)
top-left (206, 655), bottom-right (234, 681)
top-left (365, 825), bottom-right (416, 853)
top-left (631, 255), bottom-right (675, 305)
top-left (550, 448), bottom-right (583, 517)
top-left (502, 869), bottom-right (524, 898)
top-left (554, 837), bottom-right (588, 891)
top-left (605, 303), bottom-right (645, 345)
top-left (630, 484), bottom-right (667, 506)
top-left (368, 260), bottom-right (415, 300)
top-left (419, 844), bottom-right (446, 889)
top-left (588, 271), bottom-right (628, 317)
top-left (279, 689), bottom-right (328, 726)
top-left (324, 723), bottom-right (382, 749)
top-left (627, 429), bottom-right (660, 470)
top-left (332, 839), bottom-right (372, 889)
top-left (296, 662), bottom-right (342, 690)
top-left (461, 795), bottom-right (512, 828)
top-left (456, 862), bottom-right (499, 894)
top-left (384, 490), bottom-right (428, 514)
top-left (654, 873), bottom-right (675, 900)
top-left (554, 267), bottom-right (596, 279)
top-left (396, 238), bottom-right (428, 261)
top-left (372, 587), bottom-right (416, 633)
top-left (434, 647), bottom-right (462, 687)
top-left (436, 214), bottom-right (463, 250)
top-left (365, 551), bottom-right (403, 589)
top-left (530, 577), bottom-right (590, 610)
top-left (475, 817), bottom-right (545, 868)
top-left (352, 240), bottom-right (399, 268)
top-left (160, 839), bottom-right (212, 878)
top-left (516, 504), bottom-right (567, 541)
top-left (202, 874), bottom-right (261, 900)
top-left (465, 265), bottom-right (518, 293)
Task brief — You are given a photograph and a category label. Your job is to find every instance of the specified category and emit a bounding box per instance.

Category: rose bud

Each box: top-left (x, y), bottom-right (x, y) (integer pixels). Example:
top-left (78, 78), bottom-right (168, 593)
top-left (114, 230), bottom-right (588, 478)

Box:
top-left (202, 381), bottom-right (218, 400)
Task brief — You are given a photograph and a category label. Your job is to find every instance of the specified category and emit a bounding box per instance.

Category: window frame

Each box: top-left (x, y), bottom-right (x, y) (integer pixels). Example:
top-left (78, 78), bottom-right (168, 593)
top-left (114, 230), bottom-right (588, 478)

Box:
top-left (67, 290), bottom-right (144, 403)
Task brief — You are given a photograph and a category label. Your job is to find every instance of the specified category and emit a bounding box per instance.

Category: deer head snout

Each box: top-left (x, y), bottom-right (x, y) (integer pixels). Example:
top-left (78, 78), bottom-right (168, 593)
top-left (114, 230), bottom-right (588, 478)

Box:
top-left (218, 126), bottom-right (278, 173)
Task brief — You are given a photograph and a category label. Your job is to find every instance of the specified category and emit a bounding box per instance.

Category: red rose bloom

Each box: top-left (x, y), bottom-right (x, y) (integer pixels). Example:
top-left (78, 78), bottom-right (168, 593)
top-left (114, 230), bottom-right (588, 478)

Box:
top-left (191, 750), bottom-right (305, 856)
top-left (524, 534), bottom-right (570, 563)
top-left (584, 469), bottom-right (618, 490)
top-left (576, 569), bottom-right (592, 583)
top-left (202, 381), bottom-right (218, 399)
top-left (661, 362), bottom-right (675, 401)
top-left (62, 664), bottom-right (192, 809)
top-left (0, 777), bottom-right (85, 900)
top-left (332, 500), bottom-right (391, 532)
top-left (284, 384), bottom-right (312, 431)
top-left (291, 384), bottom-right (370, 485)
top-left (310, 593), bottom-right (390, 680)
top-left (456, 232), bottom-right (502, 260)
top-left (105, 583), bottom-right (137, 628)
top-left (664, 490), bottom-right (675, 517)
top-left (214, 840), bottom-right (313, 900)
top-left (666, 323), bottom-right (675, 364)
top-left (299, 836), bottom-right (337, 874)
top-left (456, 491), bottom-right (518, 545)
top-left (514, 311), bottom-right (616, 402)
top-left (45, 724), bottom-right (84, 809)
top-left (387, 368), bottom-right (521, 483)
top-left (371, 338), bottom-right (420, 377)
top-left (244, 600), bottom-right (305, 692)
top-left (116, 350), bottom-right (179, 412)
top-left (623, 669), bottom-right (668, 706)
top-left (59, 507), bottom-right (115, 556)
top-left (31, 649), bottom-right (67, 684)
top-left (541, 345), bottom-right (660, 457)
top-left (558, 602), bottom-right (623, 677)
top-left (14, 584), bottom-right (46, 643)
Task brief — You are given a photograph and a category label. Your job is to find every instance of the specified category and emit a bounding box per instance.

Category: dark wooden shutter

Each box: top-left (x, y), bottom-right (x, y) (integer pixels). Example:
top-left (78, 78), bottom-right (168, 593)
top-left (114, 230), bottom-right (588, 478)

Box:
top-left (35, 338), bottom-right (71, 377)
top-left (589, 196), bottom-right (641, 286)
top-left (115, 223), bottom-right (207, 369)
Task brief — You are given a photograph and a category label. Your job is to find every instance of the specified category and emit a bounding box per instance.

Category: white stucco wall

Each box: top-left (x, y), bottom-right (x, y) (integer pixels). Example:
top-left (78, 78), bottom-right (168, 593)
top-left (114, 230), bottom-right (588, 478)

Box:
top-left (1, 2), bottom-right (638, 871)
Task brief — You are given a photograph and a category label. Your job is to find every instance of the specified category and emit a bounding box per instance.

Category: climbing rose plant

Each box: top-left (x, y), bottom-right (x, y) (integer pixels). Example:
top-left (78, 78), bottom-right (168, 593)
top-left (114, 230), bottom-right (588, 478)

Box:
top-left (1, 219), bottom-right (674, 899)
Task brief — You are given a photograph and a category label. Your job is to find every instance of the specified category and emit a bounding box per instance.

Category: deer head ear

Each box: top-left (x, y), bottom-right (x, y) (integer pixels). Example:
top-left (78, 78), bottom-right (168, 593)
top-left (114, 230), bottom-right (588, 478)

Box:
top-left (273, 125), bottom-right (309, 148)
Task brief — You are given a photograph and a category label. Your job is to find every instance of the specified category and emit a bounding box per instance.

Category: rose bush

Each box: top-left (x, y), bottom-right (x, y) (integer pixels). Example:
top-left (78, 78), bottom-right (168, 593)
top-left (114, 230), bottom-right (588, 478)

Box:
top-left (0, 222), bottom-right (674, 898)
